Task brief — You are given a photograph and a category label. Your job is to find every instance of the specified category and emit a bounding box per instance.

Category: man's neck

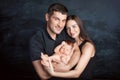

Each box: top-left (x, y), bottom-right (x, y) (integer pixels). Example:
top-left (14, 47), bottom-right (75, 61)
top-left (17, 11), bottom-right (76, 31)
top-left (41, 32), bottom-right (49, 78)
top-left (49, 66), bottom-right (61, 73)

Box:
top-left (47, 27), bottom-right (56, 40)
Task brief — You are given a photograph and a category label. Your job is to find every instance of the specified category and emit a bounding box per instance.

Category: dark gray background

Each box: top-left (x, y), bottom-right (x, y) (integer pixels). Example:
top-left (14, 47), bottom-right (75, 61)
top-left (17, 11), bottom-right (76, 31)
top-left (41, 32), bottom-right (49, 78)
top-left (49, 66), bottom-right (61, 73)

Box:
top-left (0, 0), bottom-right (120, 80)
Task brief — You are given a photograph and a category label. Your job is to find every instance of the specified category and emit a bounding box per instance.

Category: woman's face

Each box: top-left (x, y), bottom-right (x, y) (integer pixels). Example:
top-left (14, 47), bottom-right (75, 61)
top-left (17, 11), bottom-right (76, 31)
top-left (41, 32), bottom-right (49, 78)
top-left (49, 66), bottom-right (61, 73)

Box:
top-left (66, 20), bottom-right (80, 39)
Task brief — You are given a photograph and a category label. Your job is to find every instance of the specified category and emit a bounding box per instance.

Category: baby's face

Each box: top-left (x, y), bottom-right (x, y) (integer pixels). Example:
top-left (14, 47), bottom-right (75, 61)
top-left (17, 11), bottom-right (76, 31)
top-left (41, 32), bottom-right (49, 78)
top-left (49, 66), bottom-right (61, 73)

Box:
top-left (60, 43), bottom-right (72, 55)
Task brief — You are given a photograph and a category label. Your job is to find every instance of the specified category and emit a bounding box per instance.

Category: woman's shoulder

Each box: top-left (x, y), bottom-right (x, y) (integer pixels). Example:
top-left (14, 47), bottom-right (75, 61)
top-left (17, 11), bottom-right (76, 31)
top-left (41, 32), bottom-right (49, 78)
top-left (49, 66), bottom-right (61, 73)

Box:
top-left (82, 41), bottom-right (94, 48)
top-left (82, 41), bottom-right (95, 57)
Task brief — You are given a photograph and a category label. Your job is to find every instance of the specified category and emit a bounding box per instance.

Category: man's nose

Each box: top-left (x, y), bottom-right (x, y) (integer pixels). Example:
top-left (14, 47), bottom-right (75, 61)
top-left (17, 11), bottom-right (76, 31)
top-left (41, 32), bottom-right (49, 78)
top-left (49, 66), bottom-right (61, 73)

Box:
top-left (58, 21), bottom-right (63, 28)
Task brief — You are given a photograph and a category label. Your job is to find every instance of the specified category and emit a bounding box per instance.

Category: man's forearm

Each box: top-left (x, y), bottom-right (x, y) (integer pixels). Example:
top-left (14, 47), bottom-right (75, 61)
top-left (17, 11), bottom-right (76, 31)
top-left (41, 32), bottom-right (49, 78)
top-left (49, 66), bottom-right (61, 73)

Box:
top-left (32, 60), bottom-right (52, 80)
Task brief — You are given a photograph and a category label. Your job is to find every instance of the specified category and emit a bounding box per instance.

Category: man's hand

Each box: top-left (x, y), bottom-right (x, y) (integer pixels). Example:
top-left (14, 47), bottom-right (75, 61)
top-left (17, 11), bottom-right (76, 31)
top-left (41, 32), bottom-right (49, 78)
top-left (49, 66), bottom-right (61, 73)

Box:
top-left (41, 54), bottom-right (55, 76)
top-left (47, 58), bottom-right (55, 76)
top-left (41, 53), bottom-right (49, 67)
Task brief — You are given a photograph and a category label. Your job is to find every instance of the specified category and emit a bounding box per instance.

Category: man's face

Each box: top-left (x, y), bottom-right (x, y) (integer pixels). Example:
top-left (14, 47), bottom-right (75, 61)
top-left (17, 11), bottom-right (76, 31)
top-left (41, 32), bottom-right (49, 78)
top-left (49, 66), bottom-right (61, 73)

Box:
top-left (46, 11), bottom-right (67, 35)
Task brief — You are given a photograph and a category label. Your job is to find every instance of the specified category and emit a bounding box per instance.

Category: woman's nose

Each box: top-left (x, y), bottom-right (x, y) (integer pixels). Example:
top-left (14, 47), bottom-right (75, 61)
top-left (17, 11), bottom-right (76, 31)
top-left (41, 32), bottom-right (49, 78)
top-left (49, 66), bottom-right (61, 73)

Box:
top-left (70, 28), bottom-right (74, 33)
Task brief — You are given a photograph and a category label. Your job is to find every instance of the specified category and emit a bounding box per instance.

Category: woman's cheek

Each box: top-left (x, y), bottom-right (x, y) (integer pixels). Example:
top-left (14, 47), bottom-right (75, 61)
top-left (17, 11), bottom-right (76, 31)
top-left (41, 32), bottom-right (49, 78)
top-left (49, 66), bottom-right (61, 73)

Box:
top-left (68, 32), bottom-right (71, 37)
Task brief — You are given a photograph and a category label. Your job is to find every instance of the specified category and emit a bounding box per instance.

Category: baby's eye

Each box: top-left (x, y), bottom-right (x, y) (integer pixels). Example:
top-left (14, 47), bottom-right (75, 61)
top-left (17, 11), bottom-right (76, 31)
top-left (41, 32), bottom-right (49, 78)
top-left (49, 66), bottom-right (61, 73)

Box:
top-left (66, 49), bottom-right (69, 51)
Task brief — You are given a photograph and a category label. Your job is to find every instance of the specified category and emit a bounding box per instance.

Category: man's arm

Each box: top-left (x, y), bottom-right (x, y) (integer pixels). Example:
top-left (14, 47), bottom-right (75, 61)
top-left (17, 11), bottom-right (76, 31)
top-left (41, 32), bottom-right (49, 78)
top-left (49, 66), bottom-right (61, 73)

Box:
top-left (32, 60), bottom-right (51, 80)
top-left (30, 32), bottom-right (51, 79)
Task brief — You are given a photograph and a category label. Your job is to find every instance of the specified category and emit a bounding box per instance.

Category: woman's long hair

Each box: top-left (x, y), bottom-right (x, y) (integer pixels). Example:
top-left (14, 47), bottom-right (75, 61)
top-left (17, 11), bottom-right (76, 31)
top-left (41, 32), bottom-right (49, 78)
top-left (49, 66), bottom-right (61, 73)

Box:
top-left (66, 15), bottom-right (95, 46)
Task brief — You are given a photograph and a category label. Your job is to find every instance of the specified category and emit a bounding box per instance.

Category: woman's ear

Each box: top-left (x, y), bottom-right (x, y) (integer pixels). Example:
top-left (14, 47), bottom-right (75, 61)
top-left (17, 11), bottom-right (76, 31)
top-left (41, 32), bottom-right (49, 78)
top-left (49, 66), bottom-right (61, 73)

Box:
top-left (45, 13), bottom-right (49, 21)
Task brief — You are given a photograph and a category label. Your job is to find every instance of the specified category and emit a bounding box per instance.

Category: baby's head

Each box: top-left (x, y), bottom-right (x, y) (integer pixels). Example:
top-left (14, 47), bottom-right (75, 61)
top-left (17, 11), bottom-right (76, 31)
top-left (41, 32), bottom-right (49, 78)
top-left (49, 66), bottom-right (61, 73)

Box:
top-left (61, 40), bottom-right (74, 55)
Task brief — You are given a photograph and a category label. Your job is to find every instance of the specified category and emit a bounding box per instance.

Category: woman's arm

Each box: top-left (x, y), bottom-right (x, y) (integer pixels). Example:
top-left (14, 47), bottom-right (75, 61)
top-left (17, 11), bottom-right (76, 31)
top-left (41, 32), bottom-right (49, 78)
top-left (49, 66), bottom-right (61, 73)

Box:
top-left (65, 43), bottom-right (80, 70)
top-left (47, 42), bottom-right (95, 78)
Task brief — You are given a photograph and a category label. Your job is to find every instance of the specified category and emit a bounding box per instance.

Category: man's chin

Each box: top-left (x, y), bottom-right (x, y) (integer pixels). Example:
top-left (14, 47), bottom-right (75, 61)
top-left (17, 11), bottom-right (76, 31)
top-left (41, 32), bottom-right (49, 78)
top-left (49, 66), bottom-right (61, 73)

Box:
top-left (56, 31), bottom-right (62, 34)
top-left (56, 33), bottom-right (60, 35)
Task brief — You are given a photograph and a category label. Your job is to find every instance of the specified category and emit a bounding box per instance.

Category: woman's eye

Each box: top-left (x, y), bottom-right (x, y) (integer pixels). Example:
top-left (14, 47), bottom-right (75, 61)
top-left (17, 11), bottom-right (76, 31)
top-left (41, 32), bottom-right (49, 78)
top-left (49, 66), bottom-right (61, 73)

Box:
top-left (72, 25), bottom-right (76, 28)
top-left (66, 27), bottom-right (70, 30)
top-left (66, 28), bottom-right (68, 30)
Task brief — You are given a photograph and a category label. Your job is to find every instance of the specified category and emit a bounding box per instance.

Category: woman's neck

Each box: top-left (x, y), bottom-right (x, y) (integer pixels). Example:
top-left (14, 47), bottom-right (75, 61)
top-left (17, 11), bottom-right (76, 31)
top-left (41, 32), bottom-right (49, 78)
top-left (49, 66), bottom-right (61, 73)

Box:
top-left (75, 37), bottom-right (83, 46)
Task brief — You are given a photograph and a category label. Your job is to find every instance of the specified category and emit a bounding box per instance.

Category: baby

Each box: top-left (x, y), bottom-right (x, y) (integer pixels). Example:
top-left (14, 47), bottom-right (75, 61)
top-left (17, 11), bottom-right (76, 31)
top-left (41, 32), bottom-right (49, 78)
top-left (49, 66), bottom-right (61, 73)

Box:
top-left (50, 40), bottom-right (74, 64)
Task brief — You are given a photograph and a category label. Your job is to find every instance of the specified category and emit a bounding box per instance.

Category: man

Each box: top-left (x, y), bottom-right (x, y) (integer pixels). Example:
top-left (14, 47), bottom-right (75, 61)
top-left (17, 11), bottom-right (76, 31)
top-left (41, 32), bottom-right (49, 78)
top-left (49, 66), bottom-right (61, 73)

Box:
top-left (30, 3), bottom-right (80, 80)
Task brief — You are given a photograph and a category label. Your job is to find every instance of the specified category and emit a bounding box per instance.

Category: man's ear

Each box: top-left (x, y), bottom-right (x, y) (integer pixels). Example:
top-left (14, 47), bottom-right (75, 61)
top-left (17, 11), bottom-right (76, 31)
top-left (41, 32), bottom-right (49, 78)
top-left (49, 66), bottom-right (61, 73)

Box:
top-left (45, 13), bottom-right (49, 21)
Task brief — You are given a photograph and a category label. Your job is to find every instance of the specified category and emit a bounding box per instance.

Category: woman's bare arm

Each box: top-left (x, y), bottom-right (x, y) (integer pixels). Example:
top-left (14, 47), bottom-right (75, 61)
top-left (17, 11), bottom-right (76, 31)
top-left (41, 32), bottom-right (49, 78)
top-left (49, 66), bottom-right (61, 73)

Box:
top-left (46, 42), bottom-right (95, 78)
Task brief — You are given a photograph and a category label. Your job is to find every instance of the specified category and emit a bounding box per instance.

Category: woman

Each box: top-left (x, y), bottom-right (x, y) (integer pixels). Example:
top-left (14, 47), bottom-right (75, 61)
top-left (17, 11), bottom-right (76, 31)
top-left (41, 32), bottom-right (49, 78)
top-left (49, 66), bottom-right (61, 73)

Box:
top-left (42, 15), bottom-right (96, 80)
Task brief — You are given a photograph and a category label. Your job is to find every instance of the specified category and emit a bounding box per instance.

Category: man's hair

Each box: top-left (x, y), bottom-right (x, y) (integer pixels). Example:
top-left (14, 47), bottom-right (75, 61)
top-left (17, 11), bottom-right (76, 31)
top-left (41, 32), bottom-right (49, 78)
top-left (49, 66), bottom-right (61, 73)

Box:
top-left (47, 3), bottom-right (68, 16)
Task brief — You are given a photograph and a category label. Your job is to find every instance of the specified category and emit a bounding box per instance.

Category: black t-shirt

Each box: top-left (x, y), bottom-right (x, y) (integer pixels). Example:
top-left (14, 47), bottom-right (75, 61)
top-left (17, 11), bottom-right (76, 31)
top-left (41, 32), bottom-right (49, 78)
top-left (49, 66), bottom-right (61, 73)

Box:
top-left (30, 26), bottom-right (74, 61)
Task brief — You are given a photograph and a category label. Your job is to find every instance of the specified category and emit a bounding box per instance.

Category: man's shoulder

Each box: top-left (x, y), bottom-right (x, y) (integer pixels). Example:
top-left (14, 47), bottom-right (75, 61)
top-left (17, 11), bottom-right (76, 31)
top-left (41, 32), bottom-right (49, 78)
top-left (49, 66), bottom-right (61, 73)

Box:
top-left (30, 29), bottom-right (44, 42)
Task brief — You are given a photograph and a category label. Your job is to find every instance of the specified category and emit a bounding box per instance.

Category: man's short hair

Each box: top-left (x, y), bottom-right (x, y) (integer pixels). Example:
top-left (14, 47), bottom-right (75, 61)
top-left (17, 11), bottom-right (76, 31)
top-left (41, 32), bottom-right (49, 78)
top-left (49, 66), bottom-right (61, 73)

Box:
top-left (47, 3), bottom-right (68, 16)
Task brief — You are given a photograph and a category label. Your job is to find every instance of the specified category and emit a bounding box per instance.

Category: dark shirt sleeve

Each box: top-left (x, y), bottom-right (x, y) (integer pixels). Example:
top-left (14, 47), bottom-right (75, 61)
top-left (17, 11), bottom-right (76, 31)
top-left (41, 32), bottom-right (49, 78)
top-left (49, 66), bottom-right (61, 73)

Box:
top-left (29, 32), bottom-right (43, 61)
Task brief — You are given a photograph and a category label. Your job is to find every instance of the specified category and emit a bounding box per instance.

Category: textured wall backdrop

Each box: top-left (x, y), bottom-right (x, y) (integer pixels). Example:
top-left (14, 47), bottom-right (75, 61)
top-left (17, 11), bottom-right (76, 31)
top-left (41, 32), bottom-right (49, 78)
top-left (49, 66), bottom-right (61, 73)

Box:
top-left (0, 0), bottom-right (120, 80)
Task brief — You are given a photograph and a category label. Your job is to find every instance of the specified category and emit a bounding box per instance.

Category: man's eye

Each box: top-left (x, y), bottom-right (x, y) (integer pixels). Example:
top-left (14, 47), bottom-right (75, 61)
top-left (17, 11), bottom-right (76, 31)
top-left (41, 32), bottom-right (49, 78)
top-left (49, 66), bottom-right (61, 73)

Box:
top-left (54, 17), bottom-right (59, 21)
top-left (55, 18), bottom-right (58, 20)
top-left (62, 20), bottom-right (66, 23)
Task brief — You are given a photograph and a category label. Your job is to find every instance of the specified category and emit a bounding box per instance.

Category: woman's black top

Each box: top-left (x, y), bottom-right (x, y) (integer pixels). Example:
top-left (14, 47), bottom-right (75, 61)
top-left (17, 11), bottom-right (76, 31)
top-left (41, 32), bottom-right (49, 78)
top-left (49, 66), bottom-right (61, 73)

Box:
top-left (71, 40), bottom-right (95, 80)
